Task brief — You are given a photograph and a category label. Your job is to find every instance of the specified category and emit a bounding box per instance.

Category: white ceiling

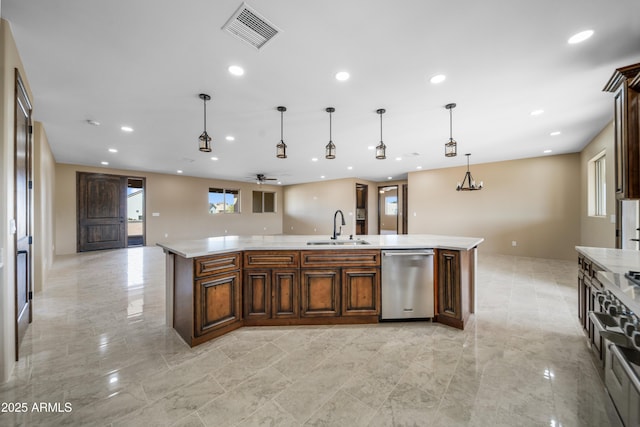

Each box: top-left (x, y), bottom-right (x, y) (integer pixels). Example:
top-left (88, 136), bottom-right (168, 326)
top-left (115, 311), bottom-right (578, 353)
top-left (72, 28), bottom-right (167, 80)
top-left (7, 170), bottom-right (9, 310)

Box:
top-left (2, 0), bottom-right (640, 185)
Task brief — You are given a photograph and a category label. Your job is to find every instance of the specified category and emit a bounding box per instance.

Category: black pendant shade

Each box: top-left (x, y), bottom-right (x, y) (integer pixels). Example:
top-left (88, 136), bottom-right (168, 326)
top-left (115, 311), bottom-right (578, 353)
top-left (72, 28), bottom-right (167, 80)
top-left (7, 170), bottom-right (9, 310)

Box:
top-left (276, 106), bottom-right (287, 159)
top-left (376, 108), bottom-right (386, 160)
top-left (325, 107), bottom-right (336, 159)
top-left (198, 93), bottom-right (212, 153)
top-left (445, 103), bottom-right (457, 157)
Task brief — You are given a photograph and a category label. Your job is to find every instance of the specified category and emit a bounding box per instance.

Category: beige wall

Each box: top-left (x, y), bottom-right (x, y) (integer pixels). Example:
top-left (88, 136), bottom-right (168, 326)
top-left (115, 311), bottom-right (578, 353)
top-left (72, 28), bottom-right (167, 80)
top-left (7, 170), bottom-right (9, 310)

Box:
top-left (579, 121), bottom-right (616, 248)
top-left (408, 154), bottom-right (581, 260)
top-left (55, 164), bottom-right (284, 255)
top-left (0, 18), bottom-right (34, 382)
top-left (283, 178), bottom-right (380, 237)
top-left (33, 122), bottom-right (55, 293)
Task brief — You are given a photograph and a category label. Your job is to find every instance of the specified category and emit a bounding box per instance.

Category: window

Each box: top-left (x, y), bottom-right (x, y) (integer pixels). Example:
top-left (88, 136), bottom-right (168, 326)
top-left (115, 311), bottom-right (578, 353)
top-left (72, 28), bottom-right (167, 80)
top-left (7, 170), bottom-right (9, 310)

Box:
top-left (588, 151), bottom-right (606, 217)
top-left (253, 191), bottom-right (276, 213)
top-left (208, 188), bottom-right (239, 214)
top-left (385, 196), bottom-right (398, 215)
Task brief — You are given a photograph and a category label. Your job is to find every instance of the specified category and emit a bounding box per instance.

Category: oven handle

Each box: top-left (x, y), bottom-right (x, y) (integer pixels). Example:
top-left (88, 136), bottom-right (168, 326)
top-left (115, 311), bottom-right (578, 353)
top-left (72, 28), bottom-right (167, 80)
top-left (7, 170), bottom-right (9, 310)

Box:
top-left (610, 344), bottom-right (640, 393)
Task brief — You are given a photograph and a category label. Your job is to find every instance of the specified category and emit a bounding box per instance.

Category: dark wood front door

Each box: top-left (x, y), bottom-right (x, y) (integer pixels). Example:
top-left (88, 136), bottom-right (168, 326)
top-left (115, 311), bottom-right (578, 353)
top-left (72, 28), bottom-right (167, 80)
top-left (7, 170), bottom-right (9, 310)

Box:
top-left (14, 70), bottom-right (32, 360)
top-left (77, 172), bottom-right (127, 252)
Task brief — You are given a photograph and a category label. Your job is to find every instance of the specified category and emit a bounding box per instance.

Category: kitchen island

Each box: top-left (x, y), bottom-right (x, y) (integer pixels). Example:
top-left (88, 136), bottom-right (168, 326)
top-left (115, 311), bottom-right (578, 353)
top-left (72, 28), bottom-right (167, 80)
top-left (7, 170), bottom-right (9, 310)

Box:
top-left (158, 234), bottom-right (483, 347)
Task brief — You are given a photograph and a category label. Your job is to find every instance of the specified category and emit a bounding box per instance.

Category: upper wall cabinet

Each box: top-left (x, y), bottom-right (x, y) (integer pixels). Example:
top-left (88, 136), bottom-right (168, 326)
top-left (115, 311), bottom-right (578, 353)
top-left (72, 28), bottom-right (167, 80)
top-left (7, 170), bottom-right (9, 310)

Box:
top-left (604, 63), bottom-right (640, 200)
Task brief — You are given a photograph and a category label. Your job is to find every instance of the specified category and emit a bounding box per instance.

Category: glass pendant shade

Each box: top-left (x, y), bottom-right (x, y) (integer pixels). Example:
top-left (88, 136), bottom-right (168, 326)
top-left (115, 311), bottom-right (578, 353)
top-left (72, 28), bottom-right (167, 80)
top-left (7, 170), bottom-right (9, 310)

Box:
top-left (198, 93), bottom-right (212, 152)
top-left (375, 141), bottom-right (386, 159)
top-left (199, 131), bottom-right (212, 152)
top-left (445, 103), bottom-right (458, 157)
top-left (325, 107), bottom-right (336, 159)
top-left (276, 106), bottom-right (287, 159)
top-left (456, 153), bottom-right (483, 191)
top-left (325, 141), bottom-right (336, 159)
top-left (376, 108), bottom-right (386, 160)
top-left (276, 140), bottom-right (287, 158)
top-left (445, 138), bottom-right (457, 157)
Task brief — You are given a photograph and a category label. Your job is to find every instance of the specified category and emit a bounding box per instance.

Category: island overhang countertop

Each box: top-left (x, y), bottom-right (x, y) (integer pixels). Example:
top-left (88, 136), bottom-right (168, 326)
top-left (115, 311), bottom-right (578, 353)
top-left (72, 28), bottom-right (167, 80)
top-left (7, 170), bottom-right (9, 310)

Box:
top-left (157, 234), bottom-right (484, 258)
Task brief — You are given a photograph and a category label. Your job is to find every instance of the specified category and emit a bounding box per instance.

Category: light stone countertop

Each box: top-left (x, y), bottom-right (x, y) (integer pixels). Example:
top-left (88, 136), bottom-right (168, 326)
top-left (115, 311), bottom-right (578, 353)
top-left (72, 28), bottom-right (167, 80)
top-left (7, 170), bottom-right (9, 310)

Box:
top-left (575, 246), bottom-right (640, 315)
top-left (157, 234), bottom-right (484, 259)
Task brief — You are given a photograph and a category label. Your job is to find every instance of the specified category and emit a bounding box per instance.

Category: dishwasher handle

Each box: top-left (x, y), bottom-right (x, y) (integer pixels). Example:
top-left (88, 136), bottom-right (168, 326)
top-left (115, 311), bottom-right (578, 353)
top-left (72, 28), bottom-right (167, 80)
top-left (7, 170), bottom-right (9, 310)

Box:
top-left (383, 250), bottom-right (434, 256)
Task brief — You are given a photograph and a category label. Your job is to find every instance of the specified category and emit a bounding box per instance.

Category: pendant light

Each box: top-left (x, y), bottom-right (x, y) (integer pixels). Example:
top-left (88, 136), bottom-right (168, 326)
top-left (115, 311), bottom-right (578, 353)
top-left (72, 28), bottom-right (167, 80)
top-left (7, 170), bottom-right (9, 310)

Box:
top-left (456, 153), bottom-right (483, 191)
top-left (276, 106), bottom-right (287, 159)
top-left (198, 93), bottom-right (212, 152)
top-left (376, 108), bottom-right (386, 160)
top-left (444, 103), bottom-right (457, 157)
top-left (325, 107), bottom-right (336, 159)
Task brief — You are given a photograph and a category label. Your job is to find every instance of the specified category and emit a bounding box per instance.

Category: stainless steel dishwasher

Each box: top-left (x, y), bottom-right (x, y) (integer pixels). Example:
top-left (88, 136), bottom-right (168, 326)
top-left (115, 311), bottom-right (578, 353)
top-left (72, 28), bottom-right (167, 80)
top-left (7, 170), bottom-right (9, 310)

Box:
top-left (381, 249), bottom-right (434, 320)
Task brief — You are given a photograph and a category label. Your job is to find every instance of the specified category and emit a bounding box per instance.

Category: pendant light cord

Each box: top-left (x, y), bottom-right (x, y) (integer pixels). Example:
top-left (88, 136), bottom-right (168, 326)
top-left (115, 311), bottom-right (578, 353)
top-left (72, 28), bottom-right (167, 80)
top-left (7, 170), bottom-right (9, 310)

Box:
top-left (379, 111), bottom-right (383, 142)
top-left (280, 110), bottom-right (284, 140)
top-left (449, 107), bottom-right (452, 140)
top-left (329, 111), bottom-right (332, 140)
top-left (203, 98), bottom-right (207, 133)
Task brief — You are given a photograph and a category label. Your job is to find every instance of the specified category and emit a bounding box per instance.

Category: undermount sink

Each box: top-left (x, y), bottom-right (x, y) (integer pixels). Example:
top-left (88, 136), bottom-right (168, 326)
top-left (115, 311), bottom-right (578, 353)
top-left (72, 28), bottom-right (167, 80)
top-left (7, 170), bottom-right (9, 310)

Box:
top-left (306, 239), bottom-right (370, 246)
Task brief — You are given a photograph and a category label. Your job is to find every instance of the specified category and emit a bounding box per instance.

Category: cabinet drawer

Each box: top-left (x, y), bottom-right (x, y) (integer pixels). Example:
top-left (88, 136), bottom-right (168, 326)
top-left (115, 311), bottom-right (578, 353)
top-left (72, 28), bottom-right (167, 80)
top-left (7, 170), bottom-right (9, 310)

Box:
top-left (195, 252), bottom-right (241, 278)
top-left (244, 251), bottom-right (299, 268)
top-left (300, 250), bottom-right (380, 268)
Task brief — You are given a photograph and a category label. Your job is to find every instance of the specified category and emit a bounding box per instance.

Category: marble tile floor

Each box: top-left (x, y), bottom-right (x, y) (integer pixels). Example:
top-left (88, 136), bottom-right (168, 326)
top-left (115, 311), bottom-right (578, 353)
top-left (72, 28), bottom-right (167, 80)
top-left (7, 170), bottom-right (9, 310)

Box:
top-left (0, 246), bottom-right (613, 426)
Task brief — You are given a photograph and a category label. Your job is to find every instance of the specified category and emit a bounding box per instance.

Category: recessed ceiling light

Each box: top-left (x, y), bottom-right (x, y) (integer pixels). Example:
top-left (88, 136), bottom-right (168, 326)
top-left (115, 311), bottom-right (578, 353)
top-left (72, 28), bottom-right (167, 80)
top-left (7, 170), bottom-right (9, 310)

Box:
top-left (387, 176), bottom-right (392, 180)
top-left (228, 65), bottom-right (245, 76)
top-left (108, 148), bottom-right (118, 153)
top-left (101, 161), bottom-right (109, 165)
top-left (335, 71), bottom-right (350, 81)
top-left (367, 146), bottom-right (375, 150)
top-left (277, 181), bottom-right (282, 185)
top-left (86, 119), bottom-right (100, 126)
top-left (568, 30), bottom-right (594, 44)
top-left (416, 166), bottom-right (422, 170)
top-left (320, 175), bottom-right (326, 179)
top-left (311, 157), bottom-right (318, 162)
top-left (395, 157), bottom-right (402, 161)
top-left (225, 136), bottom-right (235, 141)
top-left (530, 109), bottom-right (544, 116)
top-left (543, 149), bottom-right (553, 154)
top-left (347, 166), bottom-right (353, 170)
top-left (550, 131), bottom-right (561, 136)
top-left (210, 156), bottom-right (218, 161)
top-left (121, 126), bottom-right (134, 132)
top-left (177, 170), bottom-right (183, 174)
top-left (430, 74), bottom-right (446, 84)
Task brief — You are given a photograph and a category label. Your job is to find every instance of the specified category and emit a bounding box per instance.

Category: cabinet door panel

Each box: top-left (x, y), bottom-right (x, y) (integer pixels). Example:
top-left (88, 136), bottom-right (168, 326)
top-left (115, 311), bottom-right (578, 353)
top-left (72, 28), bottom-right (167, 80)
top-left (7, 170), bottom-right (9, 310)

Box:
top-left (438, 250), bottom-right (461, 319)
top-left (342, 268), bottom-right (380, 316)
top-left (272, 269), bottom-right (299, 318)
top-left (244, 270), bottom-right (271, 319)
top-left (301, 269), bottom-right (339, 317)
top-left (195, 271), bottom-right (241, 336)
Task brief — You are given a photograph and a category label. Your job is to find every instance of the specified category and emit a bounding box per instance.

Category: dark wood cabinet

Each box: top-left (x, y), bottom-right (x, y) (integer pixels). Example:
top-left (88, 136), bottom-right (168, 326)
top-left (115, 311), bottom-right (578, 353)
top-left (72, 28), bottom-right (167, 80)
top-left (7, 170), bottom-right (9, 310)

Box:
top-left (436, 249), bottom-right (472, 329)
top-left (174, 252), bottom-right (243, 346)
top-left (243, 251), bottom-right (300, 323)
top-left (341, 267), bottom-right (380, 316)
top-left (195, 271), bottom-right (241, 337)
top-left (604, 63), bottom-right (640, 200)
top-left (301, 269), bottom-right (340, 317)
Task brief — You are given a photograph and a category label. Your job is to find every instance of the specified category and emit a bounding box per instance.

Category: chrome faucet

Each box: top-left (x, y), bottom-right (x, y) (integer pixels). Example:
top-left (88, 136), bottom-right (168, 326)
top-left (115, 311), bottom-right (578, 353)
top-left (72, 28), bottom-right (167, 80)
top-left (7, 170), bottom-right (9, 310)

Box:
top-left (332, 210), bottom-right (346, 240)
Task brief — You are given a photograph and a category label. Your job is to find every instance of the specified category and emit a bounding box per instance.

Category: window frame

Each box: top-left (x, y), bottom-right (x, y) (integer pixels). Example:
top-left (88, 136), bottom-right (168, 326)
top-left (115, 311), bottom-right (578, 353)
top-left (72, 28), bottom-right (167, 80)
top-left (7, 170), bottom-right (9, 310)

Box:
top-left (588, 151), bottom-right (606, 218)
top-left (208, 187), bottom-right (240, 214)
top-left (252, 190), bottom-right (276, 213)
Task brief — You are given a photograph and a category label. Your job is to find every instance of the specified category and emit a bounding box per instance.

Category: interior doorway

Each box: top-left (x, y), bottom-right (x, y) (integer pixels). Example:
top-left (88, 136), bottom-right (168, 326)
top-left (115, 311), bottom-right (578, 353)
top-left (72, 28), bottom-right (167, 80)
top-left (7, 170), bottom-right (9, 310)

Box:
top-left (127, 178), bottom-right (145, 247)
top-left (355, 183), bottom-right (368, 235)
top-left (378, 185), bottom-right (398, 234)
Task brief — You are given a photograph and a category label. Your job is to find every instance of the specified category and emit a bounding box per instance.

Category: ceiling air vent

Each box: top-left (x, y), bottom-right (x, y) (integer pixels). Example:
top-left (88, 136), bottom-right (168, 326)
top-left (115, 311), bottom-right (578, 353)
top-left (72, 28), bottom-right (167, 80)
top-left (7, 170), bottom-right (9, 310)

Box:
top-left (222, 3), bottom-right (281, 50)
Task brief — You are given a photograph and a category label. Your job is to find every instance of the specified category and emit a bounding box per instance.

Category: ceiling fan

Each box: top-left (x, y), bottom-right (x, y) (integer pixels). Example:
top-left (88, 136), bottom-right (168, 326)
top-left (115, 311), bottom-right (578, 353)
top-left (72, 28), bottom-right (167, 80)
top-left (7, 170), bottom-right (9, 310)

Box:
top-left (254, 174), bottom-right (278, 185)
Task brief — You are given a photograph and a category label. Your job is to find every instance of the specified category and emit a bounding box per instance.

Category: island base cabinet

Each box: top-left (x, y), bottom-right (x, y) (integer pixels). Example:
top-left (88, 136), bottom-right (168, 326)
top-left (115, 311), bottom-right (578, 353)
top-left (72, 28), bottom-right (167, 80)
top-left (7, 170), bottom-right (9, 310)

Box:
top-left (173, 252), bottom-right (243, 347)
top-left (195, 272), bottom-right (241, 337)
top-left (244, 269), bottom-right (299, 320)
top-left (301, 269), bottom-right (340, 317)
top-left (436, 249), bottom-right (472, 329)
top-left (341, 268), bottom-right (380, 316)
